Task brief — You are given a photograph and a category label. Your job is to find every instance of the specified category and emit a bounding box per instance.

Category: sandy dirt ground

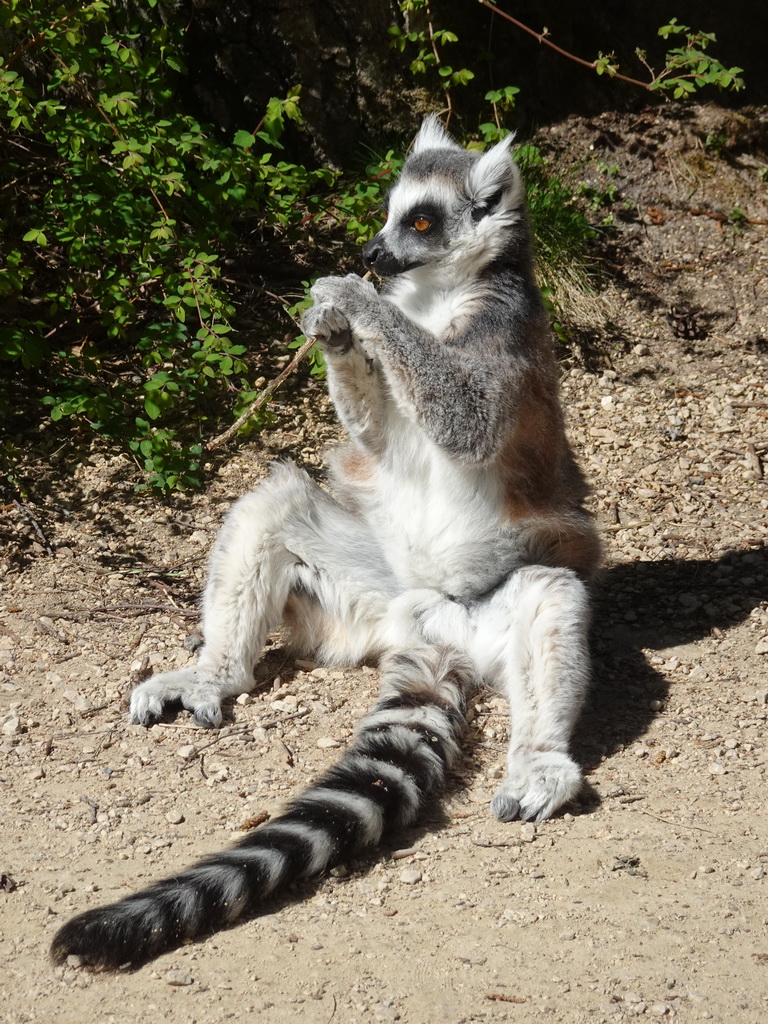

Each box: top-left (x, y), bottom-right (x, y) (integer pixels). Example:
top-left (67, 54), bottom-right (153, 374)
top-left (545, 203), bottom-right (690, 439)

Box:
top-left (1, 105), bottom-right (767, 1023)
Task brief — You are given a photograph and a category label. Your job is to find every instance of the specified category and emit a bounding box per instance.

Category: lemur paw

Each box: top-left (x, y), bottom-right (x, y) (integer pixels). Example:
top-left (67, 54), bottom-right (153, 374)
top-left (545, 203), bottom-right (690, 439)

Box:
top-left (310, 274), bottom-right (377, 321)
top-left (491, 751), bottom-right (582, 822)
top-left (129, 668), bottom-right (224, 729)
top-left (301, 302), bottom-right (353, 352)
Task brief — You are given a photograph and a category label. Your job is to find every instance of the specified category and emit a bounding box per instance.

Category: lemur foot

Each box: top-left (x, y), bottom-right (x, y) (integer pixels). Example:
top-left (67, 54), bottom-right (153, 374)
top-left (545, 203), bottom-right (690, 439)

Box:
top-left (491, 751), bottom-right (582, 822)
top-left (129, 668), bottom-right (225, 729)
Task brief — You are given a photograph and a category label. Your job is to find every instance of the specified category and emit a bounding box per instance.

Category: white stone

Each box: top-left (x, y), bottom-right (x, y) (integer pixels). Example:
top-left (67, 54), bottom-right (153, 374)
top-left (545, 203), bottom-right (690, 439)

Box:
top-left (399, 868), bottom-right (422, 885)
top-left (1, 715), bottom-right (21, 737)
top-left (519, 822), bottom-right (536, 843)
top-left (165, 970), bottom-right (193, 986)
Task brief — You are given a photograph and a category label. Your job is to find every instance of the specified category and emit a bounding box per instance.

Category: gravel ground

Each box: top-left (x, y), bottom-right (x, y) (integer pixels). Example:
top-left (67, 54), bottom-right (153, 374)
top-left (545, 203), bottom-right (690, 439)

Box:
top-left (1, 105), bottom-right (767, 1024)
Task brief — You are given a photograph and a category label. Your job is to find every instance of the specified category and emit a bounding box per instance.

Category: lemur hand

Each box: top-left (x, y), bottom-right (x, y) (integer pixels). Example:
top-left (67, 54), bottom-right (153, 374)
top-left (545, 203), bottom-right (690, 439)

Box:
top-left (310, 274), bottom-right (379, 325)
top-left (301, 302), bottom-right (353, 352)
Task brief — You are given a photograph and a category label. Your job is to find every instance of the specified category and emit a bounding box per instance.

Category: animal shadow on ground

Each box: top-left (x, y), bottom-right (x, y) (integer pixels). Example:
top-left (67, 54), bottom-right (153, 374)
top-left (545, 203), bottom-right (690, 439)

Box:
top-left (574, 545), bottom-right (768, 779)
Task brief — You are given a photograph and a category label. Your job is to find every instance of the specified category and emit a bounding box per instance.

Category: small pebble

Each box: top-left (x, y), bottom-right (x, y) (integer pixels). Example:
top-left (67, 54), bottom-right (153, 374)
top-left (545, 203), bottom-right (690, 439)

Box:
top-left (1, 716), bottom-right (21, 737)
top-left (177, 744), bottom-right (197, 761)
top-left (166, 811), bottom-right (184, 825)
top-left (129, 656), bottom-right (151, 680)
top-left (399, 868), bottom-right (422, 885)
top-left (165, 971), bottom-right (194, 987)
top-left (519, 823), bottom-right (536, 843)
top-left (236, 692), bottom-right (252, 706)
top-left (316, 737), bottom-right (341, 749)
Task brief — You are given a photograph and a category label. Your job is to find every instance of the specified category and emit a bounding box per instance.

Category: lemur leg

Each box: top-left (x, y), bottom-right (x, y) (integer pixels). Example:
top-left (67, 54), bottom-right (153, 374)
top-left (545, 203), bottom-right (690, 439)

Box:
top-left (129, 463), bottom-right (397, 728)
top-left (391, 569), bottom-right (590, 822)
top-left (474, 566), bottom-right (590, 822)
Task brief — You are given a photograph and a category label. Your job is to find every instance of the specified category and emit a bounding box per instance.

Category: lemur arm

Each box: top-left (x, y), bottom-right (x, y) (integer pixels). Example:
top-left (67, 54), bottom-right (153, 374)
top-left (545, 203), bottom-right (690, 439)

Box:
top-left (309, 274), bottom-right (527, 462)
top-left (301, 298), bottom-right (389, 454)
top-left (325, 345), bottom-right (390, 454)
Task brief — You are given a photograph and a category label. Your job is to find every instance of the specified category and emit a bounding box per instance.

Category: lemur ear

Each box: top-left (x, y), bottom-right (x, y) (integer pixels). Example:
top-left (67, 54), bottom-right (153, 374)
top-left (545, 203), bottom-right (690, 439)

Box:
top-left (466, 133), bottom-right (522, 214)
top-left (411, 115), bottom-right (461, 154)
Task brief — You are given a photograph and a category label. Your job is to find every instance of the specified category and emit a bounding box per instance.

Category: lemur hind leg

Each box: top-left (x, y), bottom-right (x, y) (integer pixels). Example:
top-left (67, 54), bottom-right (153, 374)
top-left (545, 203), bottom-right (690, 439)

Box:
top-left (472, 566), bottom-right (590, 822)
top-left (130, 462), bottom-right (397, 728)
top-left (398, 569), bottom-right (590, 822)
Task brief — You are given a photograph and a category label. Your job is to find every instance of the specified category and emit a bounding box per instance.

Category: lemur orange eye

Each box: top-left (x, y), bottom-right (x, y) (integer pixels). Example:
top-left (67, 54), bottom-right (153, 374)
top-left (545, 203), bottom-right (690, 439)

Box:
top-left (413, 217), bottom-right (431, 232)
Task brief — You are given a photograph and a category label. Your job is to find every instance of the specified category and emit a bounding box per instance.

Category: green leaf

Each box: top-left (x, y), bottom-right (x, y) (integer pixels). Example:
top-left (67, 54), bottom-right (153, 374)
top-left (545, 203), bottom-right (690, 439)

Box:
top-left (144, 397), bottom-right (162, 419)
top-left (233, 129), bottom-right (255, 150)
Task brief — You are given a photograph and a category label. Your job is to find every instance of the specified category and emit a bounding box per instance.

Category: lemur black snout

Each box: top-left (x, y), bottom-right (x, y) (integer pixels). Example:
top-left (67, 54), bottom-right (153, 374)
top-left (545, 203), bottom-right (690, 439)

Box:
top-left (362, 239), bottom-right (381, 269)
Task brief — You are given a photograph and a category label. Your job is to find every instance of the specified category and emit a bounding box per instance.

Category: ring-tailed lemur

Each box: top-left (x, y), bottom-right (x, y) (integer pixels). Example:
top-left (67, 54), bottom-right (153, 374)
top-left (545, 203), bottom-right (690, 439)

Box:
top-left (51, 116), bottom-right (600, 969)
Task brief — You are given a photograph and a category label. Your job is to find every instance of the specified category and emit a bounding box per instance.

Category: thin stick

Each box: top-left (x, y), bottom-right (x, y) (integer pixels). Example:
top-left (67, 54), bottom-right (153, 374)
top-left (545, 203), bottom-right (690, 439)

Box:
top-left (207, 336), bottom-right (317, 450)
top-left (208, 272), bottom-right (374, 451)
top-left (640, 810), bottom-right (716, 835)
top-left (13, 500), bottom-right (54, 555)
top-left (601, 520), bottom-right (652, 533)
top-left (473, 0), bottom-right (651, 90)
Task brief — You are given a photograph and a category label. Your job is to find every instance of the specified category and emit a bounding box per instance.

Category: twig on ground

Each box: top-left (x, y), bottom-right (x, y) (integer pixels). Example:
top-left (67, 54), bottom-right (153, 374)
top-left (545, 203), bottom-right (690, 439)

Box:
top-left (35, 616), bottom-right (69, 644)
top-left (12, 500), bottom-right (54, 555)
top-left (42, 603), bottom-right (198, 621)
top-left (601, 520), bottom-right (652, 533)
top-left (641, 810), bottom-right (716, 834)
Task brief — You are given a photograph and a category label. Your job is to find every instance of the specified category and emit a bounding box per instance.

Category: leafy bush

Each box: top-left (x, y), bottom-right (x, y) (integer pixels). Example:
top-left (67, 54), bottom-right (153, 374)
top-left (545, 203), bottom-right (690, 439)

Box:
top-left (0, 0), bottom-right (333, 490)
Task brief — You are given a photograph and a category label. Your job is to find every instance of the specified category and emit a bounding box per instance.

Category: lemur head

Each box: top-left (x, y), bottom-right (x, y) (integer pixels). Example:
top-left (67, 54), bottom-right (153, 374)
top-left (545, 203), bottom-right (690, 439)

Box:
top-left (362, 116), bottom-right (527, 278)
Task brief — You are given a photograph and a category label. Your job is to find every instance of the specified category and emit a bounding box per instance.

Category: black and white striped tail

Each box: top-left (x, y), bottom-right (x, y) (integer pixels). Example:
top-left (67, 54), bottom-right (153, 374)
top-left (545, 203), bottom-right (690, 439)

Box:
top-left (51, 646), bottom-right (472, 969)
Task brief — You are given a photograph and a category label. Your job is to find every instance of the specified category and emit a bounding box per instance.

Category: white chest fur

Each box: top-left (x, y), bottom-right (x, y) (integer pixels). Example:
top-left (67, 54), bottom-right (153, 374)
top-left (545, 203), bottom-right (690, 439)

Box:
top-left (385, 271), bottom-right (489, 336)
top-left (355, 415), bottom-right (516, 596)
